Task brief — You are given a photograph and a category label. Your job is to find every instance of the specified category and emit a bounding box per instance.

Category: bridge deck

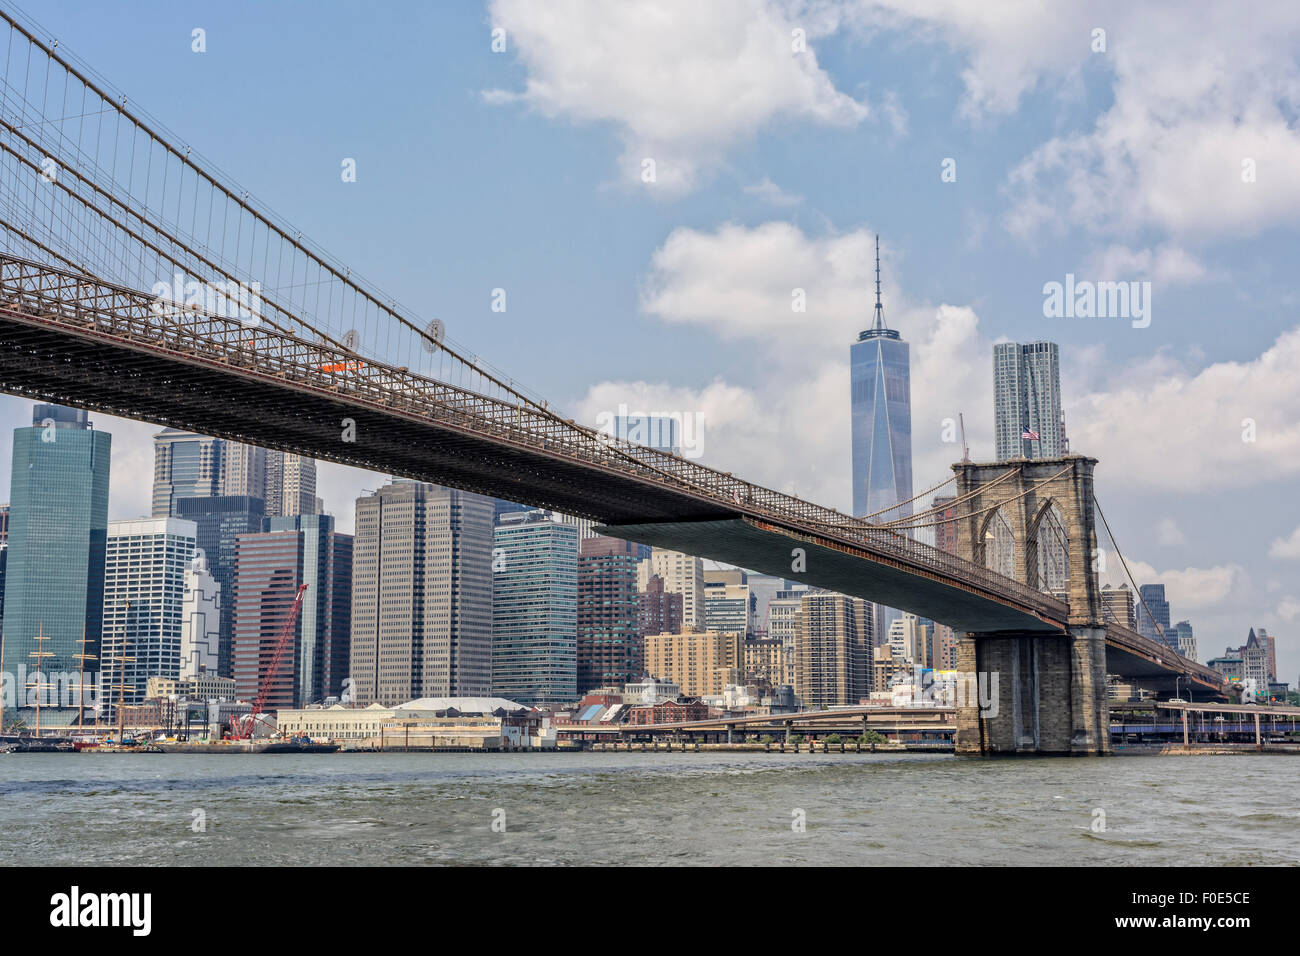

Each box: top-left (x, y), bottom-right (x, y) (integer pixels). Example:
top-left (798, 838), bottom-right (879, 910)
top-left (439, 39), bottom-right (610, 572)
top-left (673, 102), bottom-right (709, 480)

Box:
top-left (0, 257), bottom-right (1224, 691)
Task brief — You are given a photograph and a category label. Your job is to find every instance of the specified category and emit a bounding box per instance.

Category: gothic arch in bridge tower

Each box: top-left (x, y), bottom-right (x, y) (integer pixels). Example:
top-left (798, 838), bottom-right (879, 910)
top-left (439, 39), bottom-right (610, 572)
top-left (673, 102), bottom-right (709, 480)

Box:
top-left (1026, 499), bottom-right (1069, 597)
top-left (976, 506), bottom-right (1019, 581)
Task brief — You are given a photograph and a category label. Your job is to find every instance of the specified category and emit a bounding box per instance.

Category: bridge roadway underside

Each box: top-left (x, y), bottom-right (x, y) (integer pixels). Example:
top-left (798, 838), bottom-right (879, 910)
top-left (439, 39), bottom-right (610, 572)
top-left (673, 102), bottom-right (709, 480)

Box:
top-left (0, 312), bottom-right (738, 525)
top-left (598, 519), bottom-right (1060, 635)
top-left (0, 304), bottom-right (1058, 637)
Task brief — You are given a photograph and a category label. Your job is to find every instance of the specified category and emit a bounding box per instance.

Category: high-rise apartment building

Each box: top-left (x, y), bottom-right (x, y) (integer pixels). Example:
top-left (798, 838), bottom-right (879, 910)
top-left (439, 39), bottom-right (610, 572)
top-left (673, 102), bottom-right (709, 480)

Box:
top-left (175, 495), bottom-right (266, 678)
top-left (350, 481), bottom-right (493, 705)
top-left (993, 341), bottom-right (1064, 460)
top-left (577, 536), bottom-right (643, 695)
top-left (5, 405), bottom-right (110, 723)
top-left (793, 592), bottom-right (872, 709)
top-left (644, 626), bottom-right (741, 698)
top-left (638, 548), bottom-right (706, 627)
top-left (888, 613), bottom-right (926, 667)
top-left (492, 510), bottom-right (578, 707)
top-left (637, 575), bottom-right (683, 652)
top-left (1101, 583), bottom-right (1137, 630)
top-left (101, 518), bottom-right (197, 712)
top-left (929, 621), bottom-right (958, 671)
top-left (767, 591), bottom-right (805, 687)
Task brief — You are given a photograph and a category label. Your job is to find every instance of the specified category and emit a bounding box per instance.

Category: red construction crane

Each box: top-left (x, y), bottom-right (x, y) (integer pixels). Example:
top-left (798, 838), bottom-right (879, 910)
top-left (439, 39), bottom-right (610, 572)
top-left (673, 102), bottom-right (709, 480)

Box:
top-left (229, 582), bottom-right (309, 740)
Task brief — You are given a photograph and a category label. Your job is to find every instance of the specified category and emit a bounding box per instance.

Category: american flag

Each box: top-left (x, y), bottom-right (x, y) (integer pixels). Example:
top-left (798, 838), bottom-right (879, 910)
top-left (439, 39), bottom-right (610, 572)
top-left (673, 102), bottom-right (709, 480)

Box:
top-left (1022, 429), bottom-right (1040, 440)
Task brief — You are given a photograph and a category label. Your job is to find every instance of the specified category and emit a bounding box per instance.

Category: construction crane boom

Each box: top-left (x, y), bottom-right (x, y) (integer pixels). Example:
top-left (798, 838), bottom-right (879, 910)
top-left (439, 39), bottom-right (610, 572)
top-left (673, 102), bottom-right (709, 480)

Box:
top-left (230, 582), bottom-right (309, 739)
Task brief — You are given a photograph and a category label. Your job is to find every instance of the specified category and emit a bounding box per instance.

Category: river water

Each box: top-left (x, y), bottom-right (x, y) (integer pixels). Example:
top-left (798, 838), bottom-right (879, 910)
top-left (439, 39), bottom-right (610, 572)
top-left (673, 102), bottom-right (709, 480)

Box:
top-left (2, 752), bottom-right (1295, 866)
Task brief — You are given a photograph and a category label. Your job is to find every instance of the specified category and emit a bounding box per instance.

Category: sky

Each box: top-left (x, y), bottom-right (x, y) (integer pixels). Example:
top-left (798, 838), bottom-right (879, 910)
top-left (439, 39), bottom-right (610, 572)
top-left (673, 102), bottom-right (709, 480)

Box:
top-left (4, 1), bottom-right (1299, 681)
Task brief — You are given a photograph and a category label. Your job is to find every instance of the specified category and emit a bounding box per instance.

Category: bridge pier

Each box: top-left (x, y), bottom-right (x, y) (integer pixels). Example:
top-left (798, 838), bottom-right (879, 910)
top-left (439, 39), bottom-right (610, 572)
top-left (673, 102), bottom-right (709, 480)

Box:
top-left (955, 627), bottom-right (1109, 756)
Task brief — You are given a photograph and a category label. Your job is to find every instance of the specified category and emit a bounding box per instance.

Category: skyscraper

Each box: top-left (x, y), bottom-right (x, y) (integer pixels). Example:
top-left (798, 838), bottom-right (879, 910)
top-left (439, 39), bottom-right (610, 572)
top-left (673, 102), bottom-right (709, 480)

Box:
top-left (1101, 583), bottom-right (1137, 630)
top-left (263, 450), bottom-right (320, 518)
top-left (993, 342), bottom-right (1064, 461)
top-left (492, 510), bottom-right (578, 707)
top-left (577, 536), bottom-right (644, 694)
top-left (1136, 583), bottom-right (1172, 646)
top-left (1172, 620), bottom-right (1197, 662)
top-left (232, 514), bottom-right (352, 709)
top-left (850, 237), bottom-right (910, 642)
top-left (851, 236), bottom-right (913, 519)
top-left (221, 442), bottom-right (267, 500)
top-left (703, 579), bottom-right (751, 638)
top-left (793, 592), bottom-right (872, 709)
top-left (101, 517), bottom-right (198, 712)
top-left (637, 548), bottom-right (706, 627)
top-left (5, 405), bottom-right (110, 723)
top-left (152, 429), bottom-right (223, 517)
top-left (175, 495), bottom-right (266, 678)
top-left (637, 575), bottom-right (683, 649)
top-left (350, 481), bottom-right (493, 705)
top-left (180, 552), bottom-right (221, 679)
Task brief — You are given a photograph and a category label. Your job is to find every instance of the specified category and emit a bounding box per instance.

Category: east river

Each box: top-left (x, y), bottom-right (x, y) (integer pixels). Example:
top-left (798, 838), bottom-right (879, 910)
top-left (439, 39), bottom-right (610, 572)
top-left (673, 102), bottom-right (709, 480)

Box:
top-left (2, 752), bottom-right (1295, 866)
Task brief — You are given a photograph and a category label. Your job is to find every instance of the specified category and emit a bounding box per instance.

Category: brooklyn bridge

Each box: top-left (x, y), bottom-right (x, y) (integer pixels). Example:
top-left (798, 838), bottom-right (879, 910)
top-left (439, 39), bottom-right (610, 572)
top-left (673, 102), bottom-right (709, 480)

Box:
top-left (0, 8), bottom-right (1224, 755)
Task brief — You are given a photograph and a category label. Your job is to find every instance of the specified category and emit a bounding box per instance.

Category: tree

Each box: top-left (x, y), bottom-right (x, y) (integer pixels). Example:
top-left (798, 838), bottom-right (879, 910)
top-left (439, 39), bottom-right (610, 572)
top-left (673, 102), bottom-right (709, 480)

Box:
top-left (858, 730), bottom-right (886, 747)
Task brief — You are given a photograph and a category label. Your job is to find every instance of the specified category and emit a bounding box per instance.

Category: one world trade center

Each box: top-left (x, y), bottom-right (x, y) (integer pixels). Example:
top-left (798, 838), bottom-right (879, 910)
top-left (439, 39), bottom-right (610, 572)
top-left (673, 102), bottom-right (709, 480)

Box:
top-left (850, 236), bottom-right (913, 645)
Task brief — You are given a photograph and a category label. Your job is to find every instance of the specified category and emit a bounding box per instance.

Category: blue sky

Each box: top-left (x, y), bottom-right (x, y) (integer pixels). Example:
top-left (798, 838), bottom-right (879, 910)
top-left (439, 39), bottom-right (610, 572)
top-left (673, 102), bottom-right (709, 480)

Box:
top-left (4, 1), bottom-right (1299, 680)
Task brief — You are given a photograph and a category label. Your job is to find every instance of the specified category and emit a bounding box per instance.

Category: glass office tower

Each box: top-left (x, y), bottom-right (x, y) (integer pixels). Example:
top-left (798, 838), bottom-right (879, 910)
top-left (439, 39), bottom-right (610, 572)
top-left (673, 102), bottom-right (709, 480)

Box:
top-left (4, 405), bottom-right (110, 723)
top-left (850, 238), bottom-right (912, 643)
top-left (851, 239), bottom-right (913, 520)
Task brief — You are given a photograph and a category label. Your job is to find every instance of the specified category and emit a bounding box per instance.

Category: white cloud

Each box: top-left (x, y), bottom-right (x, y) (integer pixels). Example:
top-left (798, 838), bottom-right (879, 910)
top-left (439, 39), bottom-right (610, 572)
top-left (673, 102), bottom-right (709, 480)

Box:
top-left (1103, 558), bottom-right (1245, 612)
top-left (1270, 524), bottom-right (1300, 560)
top-left (1155, 518), bottom-right (1186, 548)
top-left (1068, 326), bottom-right (1300, 492)
top-left (1277, 597), bottom-right (1300, 621)
top-left (743, 177), bottom-right (803, 207)
top-left (824, 2), bottom-right (1300, 246)
top-left (1085, 244), bottom-right (1208, 286)
top-left (484, 0), bottom-right (867, 195)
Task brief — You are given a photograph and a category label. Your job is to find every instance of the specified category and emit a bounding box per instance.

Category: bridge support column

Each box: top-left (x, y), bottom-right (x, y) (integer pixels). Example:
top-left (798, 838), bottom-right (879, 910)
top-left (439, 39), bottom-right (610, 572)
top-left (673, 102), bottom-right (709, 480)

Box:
top-left (955, 627), bottom-right (1109, 756)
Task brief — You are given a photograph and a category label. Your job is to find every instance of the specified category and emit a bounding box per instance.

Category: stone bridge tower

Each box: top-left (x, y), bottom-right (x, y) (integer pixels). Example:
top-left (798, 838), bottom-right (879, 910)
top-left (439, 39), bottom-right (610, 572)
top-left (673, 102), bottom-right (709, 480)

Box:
top-left (950, 455), bottom-right (1110, 756)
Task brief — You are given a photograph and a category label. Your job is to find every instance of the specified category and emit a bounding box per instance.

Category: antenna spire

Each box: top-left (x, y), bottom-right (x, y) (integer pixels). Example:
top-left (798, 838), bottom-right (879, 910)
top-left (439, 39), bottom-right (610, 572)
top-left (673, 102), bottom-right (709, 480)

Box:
top-left (872, 234), bottom-right (888, 332)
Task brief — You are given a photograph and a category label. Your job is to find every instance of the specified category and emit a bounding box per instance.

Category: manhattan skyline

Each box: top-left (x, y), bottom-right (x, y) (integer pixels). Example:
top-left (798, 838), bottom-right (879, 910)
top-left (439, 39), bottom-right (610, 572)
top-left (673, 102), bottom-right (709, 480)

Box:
top-left (0, 0), bottom-right (1294, 689)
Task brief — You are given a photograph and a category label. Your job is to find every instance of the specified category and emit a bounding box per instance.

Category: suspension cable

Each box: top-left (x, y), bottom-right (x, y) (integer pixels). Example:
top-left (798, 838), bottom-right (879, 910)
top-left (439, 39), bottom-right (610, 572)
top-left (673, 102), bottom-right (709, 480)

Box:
top-left (886, 464), bottom-right (1074, 531)
top-left (1094, 494), bottom-right (1167, 643)
top-left (857, 473), bottom-right (957, 521)
top-left (880, 466), bottom-right (1019, 527)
